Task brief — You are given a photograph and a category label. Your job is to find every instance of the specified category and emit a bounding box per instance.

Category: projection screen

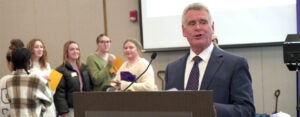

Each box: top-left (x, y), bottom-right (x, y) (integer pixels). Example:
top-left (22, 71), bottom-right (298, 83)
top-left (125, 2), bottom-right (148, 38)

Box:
top-left (139, 0), bottom-right (297, 51)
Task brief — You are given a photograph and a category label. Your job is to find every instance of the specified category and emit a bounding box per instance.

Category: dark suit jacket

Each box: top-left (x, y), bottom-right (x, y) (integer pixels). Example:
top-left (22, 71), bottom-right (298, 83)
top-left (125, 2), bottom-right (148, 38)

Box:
top-left (165, 46), bottom-right (255, 117)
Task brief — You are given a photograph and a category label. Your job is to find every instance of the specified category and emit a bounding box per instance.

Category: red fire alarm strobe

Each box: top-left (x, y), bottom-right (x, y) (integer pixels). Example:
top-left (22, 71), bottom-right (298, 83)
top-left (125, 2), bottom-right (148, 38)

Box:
top-left (129, 10), bottom-right (138, 22)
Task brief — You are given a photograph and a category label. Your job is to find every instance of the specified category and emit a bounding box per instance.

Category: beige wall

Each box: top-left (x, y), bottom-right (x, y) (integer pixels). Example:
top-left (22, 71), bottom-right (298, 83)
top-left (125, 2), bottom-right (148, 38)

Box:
top-left (0, 0), bottom-right (104, 74)
top-left (0, 0), bottom-right (297, 116)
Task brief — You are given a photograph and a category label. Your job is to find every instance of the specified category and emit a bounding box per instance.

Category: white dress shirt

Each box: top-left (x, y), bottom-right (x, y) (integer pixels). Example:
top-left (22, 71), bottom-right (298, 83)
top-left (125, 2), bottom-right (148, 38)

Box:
top-left (184, 43), bottom-right (214, 90)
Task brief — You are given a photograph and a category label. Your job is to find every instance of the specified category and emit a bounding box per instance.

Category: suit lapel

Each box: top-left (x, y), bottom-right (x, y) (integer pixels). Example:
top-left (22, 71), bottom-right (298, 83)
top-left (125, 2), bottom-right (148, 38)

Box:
top-left (200, 47), bottom-right (224, 89)
top-left (177, 53), bottom-right (189, 90)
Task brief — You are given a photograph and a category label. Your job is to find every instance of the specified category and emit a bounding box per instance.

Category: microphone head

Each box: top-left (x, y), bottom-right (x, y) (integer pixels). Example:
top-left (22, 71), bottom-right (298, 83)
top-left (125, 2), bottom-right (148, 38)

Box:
top-left (151, 52), bottom-right (157, 60)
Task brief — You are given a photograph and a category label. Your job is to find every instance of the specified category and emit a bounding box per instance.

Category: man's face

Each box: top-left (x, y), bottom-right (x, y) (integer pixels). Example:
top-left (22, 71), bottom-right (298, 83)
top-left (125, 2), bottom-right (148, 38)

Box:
top-left (182, 9), bottom-right (214, 50)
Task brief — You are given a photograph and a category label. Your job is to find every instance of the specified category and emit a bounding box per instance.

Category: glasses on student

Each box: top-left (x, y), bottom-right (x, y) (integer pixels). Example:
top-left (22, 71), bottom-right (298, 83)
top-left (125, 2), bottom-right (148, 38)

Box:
top-left (99, 40), bottom-right (111, 44)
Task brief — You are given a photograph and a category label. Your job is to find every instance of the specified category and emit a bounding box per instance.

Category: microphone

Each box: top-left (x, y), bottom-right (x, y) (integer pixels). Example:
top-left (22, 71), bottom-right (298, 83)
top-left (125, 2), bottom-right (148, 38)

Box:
top-left (123, 52), bottom-right (157, 91)
top-left (151, 52), bottom-right (157, 60)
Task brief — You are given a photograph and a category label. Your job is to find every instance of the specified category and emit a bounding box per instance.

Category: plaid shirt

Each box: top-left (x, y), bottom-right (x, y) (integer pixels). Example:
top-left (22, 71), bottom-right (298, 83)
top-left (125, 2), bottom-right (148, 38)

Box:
top-left (6, 69), bottom-right (52, 117)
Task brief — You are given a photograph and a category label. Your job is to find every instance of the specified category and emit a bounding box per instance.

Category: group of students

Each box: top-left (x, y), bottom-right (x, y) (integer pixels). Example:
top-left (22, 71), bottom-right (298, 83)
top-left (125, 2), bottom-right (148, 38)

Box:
top-left (0, 39), bottom-right (55, 117)
top-left (86, 34), bottom-right (157, 92)
top-left (0, 34), bottom-right (158, 117)
top-left (0, 2), bottom-right (256, 117)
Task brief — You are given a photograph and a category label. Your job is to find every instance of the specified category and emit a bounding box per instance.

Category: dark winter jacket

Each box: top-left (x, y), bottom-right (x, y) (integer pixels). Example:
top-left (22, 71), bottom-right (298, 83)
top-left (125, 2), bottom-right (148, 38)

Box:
top-left (54, 61), bottom-right (93, 115)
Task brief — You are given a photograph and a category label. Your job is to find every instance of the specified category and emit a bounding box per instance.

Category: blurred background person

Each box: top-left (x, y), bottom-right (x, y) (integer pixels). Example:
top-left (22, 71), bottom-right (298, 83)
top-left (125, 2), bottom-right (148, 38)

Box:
top-left (27, 38), bottom-right (56, 117)
top-left (0, 39), bottom-right (24, 117)
top-left (113, 39), bottom-right (157, 91)
top-left (6, 39), bottom-right (24, 71)
top-left (86, 34), bottom-right (116, 91)
top-left (6, 48), bottom-right (52, 117)
top-left (27, 38), bottom-right (51, 82)
top-left (54, 40), bottom-right (93, 117)
top-left (212, 34), bottom-right (219, 47)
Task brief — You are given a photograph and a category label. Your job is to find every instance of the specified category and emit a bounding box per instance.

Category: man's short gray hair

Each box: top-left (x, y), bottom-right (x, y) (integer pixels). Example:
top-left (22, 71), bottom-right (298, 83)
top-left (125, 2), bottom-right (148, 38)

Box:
top-left (181, 3), bottom-right (212, 24)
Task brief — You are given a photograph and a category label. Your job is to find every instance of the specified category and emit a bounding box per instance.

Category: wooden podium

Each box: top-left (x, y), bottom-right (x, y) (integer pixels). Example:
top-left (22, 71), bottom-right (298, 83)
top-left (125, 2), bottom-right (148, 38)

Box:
top-left (73, 91), bottom-right (214, 117)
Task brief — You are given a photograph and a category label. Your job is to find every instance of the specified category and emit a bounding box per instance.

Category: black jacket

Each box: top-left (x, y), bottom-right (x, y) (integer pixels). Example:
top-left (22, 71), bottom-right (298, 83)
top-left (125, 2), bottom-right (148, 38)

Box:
top-left (54, 61), bottom-right (93, 115)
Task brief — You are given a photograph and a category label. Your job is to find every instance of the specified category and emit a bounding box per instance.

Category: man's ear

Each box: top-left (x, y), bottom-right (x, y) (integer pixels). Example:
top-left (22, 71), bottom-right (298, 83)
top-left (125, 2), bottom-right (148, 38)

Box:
top-left (182, 25), bottom-right (187, 37)
top-left (211, 22), bottom-right (215, 33)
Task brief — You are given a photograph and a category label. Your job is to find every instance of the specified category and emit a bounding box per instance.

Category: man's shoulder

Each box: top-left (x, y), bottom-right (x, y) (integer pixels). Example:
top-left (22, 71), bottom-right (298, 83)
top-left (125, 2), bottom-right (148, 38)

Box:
top-left (167, 53), bottom-right (188, 67)
top-left (213, 49), bottom-right (248, 67)
top-left (214, 48), bottom-right (245, 60)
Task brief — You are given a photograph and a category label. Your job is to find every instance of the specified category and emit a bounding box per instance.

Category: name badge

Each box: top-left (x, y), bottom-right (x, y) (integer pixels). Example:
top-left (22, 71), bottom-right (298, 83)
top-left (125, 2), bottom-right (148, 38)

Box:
top-left (71, 72), bottom-right (77, 77)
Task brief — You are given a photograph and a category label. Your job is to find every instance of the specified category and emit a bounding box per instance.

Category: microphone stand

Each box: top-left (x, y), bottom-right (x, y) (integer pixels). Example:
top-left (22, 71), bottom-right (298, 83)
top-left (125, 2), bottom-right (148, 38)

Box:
top-left (273, 89), bottom-right (280, 114)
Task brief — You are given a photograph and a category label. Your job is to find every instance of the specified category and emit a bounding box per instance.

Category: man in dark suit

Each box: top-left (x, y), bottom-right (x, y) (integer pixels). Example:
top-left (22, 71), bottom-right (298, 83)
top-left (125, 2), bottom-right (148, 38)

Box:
top-left (164, 2), bottom-right (255, 117)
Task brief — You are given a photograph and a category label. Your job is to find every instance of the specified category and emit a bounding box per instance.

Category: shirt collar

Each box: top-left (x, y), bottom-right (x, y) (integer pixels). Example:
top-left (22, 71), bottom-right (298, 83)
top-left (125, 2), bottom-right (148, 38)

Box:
top-left (189, 43), bottom-right (214, 63)
top-left (12, 69), bottom-right (28, 75)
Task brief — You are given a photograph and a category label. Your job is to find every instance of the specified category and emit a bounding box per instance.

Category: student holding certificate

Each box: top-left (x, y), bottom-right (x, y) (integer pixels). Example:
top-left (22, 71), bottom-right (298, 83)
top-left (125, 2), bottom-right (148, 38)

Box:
top-left (113, 39), bottom-right (157, 91)
top-left (54, 41), bottom-right (93, 117)
top-left (86, 34), bottom-right (116, 91)
top-left (27, 38), bottom-right (56, 117)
